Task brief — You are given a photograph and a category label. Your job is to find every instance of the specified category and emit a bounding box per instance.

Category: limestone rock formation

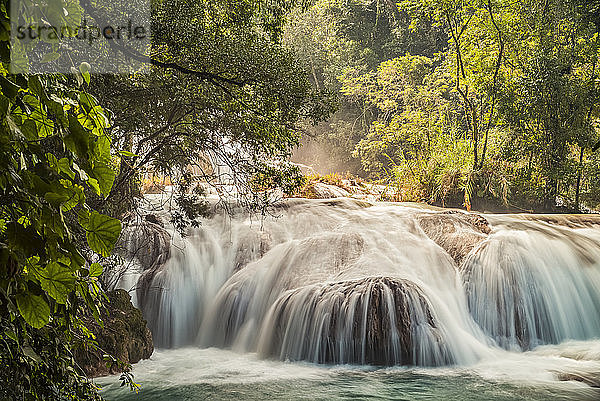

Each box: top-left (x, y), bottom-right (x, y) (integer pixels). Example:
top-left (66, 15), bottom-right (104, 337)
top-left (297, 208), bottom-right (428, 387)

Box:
top-left (75, 290), bottom-right (153, 377)
top-left (417, 210), bottom-right (491, 265)
top-left (258, 277), bottom-right (452, 366)
top-left (305, 182), bottom-right (351, 199)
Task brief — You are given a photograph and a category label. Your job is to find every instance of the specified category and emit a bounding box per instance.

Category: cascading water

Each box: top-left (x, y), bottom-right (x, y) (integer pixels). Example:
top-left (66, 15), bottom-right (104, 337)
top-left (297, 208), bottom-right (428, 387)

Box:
top-left (462, 217), bottom-right (600, 351)
top-left (118, 198), bottom-right (600, 376)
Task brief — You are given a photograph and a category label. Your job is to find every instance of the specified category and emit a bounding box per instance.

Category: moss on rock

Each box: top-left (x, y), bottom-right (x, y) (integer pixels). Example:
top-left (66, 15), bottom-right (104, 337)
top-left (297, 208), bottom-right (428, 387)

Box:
top-left (75, 290), bottom-right (153, 377)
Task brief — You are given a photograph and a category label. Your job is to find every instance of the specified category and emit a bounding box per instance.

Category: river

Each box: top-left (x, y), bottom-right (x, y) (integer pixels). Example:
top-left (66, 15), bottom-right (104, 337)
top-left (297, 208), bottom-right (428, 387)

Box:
top-left (99, 198), bottom-right (600, 400)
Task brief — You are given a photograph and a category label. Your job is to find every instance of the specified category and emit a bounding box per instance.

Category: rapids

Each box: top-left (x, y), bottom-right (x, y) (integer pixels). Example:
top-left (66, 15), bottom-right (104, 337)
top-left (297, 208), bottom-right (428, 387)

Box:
top-left (111, 197), bottom-right (600, 396)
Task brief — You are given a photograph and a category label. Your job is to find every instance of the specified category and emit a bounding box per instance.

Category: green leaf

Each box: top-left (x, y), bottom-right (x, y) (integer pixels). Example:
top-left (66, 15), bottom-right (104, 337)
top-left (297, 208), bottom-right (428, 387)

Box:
top-left (28, 75), bottom-right (43, 97)
top-left (31, 109), bottom-right (54, 137)
top-left (79, 92), bottom-right (96, 112)
top-left (64, 114), bottom-right (90, 157)
top-left (46, 94), bottom-right (65, 117)
top-left (39, 262), bottom-right (75, 304)
top-left (58, 158), bottom-right (75, 179)
top-left (16, 293), bottom-right (51, 329)
top-left (23, 94), bottom-right (41, 109)
top-left (86, 212), bottom-right (121, 257)
top-left (79, 62), bottom-right (91, 85)
top-left (62, 185), bottom-right (85, 211)
top-left (46, 153), bottom-right (59, 172)
top-left (65, 242), bottom-right (86, 269)
top-left (44, 183), bottom-right (84, 211)
top-left (0, 96), bottom-right (9, 117)
top-left (6, 115), bottom-right (23, 138)
top-left (92, 163), bottom-right (116, 196)
top-left (0, 75), bottom-right (20, 99)
top-left (89, 263), bottom-right (103, 277)
top-left (21, 119), bottom-right (38, 140)
top-left (77, 209), bottom-right (90, 227)
top-left (87, 177), bottom-right (101, 195)
top-left (3, 329), bottom-right (18, 343)
top-left (23, 346), bottom-right (42, 363)
top-left (92, 135), bottom-right (111, 162)
top-left (41, 207), bottom-right (66, 239)
top-left (118, 150), bottom-right (138, 158)
top-left (44, 191), bottom-right (69, 206)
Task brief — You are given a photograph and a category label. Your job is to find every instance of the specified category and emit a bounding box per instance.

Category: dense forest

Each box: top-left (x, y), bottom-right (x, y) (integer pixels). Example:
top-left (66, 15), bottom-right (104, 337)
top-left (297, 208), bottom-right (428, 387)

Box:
top-left (291, 0), bottom-right (600, 212)
top-left (1, 0), bottom-right (600, 399)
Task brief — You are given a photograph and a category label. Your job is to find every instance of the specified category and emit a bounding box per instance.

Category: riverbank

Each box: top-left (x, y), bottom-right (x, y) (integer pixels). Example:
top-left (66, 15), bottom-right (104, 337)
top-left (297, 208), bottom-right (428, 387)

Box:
top-left (293, 173), bottom-right (600, 215)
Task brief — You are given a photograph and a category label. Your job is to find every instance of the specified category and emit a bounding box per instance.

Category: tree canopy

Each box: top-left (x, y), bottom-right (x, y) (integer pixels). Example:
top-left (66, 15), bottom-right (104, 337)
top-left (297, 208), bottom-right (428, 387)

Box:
top-left (288, 0), bottom-right (600, 211)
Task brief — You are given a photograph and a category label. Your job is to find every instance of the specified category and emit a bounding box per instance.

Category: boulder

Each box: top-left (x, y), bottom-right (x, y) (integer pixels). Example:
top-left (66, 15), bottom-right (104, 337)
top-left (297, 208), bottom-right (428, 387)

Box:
top-left (74, 290), bottom-right (153, 377)
top-left (304, 182), bottom-right (351, 199)
top-left (556, 371), bottom-right (600, 388)
top-left (258, 277), bottom-right (452, 366)
top-left (417, 211), bottom-right (491, 265)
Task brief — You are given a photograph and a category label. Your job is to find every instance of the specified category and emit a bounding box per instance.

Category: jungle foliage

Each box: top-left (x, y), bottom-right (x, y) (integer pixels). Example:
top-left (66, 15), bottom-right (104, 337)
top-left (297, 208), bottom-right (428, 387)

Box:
top-left (1, 0), bottom-right (328, 399)
top-left (287, 0), bottom-right (600, 211)
top-left (0, 0), bottom-right (126, 398)
top-left (88, 0), bottom-right (334, 223)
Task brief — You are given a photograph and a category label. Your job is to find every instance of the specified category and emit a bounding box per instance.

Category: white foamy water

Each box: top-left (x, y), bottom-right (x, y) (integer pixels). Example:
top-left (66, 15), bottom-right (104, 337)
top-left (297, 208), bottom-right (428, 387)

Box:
top-left (110, 198), bottom-right (600, 399)
top-left (99, 343), bottom-right (600, 400)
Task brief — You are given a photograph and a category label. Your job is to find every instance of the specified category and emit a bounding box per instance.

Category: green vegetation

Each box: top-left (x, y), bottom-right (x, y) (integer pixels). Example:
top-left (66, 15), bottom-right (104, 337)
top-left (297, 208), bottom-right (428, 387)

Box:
top-left (0, 0), bottom-right (124, 397)
top-left (88, 0), bottom-right (333, 223)
top-left (288, 0), bottom-right (600, 212)
top-left (1, 0), bottom-right (329, 399)
top-left (2, 0), bottom-right (600, 399)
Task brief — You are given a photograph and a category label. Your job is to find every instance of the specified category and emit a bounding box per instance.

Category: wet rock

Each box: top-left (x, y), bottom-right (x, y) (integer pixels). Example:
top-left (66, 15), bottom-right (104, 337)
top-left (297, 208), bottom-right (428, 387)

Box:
top-left (119, 220), bottom-right (171, 271)
top-left (258, 277), bottom-right (452, 366)
top-left (417, 211), bottom-right (490, 265)
top-left (144, 213), bottom-right (164, 227)
top-left (521, 214), bottom-right (600, 229)
top-left (234, 230), bottom-right (273, 272)
top-left (309, 182), bottom-right (351, 199)
top-left (556, 371), bottom-right (600, 388)
top-left (273, 197), bottom-right (372, 211)
top-left (74, 290), bottom-right (153, 377)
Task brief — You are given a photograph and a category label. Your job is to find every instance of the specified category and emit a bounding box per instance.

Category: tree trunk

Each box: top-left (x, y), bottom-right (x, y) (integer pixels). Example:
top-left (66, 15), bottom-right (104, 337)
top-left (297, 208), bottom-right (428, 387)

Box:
top-left (575, 146), bottom-right (584, 211)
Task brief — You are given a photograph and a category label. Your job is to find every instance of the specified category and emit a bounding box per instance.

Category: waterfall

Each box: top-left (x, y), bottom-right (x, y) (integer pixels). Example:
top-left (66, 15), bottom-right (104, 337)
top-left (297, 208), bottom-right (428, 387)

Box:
top-left (120, 198), bottom-right (600, 367)
top-left (462, 217), bottom-right (600, 351)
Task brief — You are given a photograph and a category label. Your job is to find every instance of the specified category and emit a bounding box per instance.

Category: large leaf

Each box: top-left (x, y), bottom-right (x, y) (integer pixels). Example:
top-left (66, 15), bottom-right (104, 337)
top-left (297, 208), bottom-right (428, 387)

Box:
top-left (64, 114), bottom-right (90, 157)
top-left (16, 293), bottom-right (51, 329)
top-left (31, 108), bottom-right (54, 137)
top-left (44, 183), bottom-right (84, 211)
top-left (58, 158), bottom-right (75, 179)
top-left (92, 135), bottom-right (111, 162)
top-left (61, 185), bottom-right (84, 211)
top-left (0, 75), bottom-right (19, 99)
top-left (39, 262), bottom-right (75, 304)
top-left (92, 163), bottom-right (116, 196)
top-left (20, 119), bottom-right (38, 140)
top-left (89, 263), bottom-right (103, 278)
top-left (85, 211), bottom-right (121, 257)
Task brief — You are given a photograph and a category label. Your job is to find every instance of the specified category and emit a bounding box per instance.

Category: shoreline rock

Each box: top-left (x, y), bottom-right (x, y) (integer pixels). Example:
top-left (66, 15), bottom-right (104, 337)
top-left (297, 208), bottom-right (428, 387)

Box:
top-left (75, 289), bottom-right (153, 377)
top-left (417, 211), bottom-right (491, 265)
